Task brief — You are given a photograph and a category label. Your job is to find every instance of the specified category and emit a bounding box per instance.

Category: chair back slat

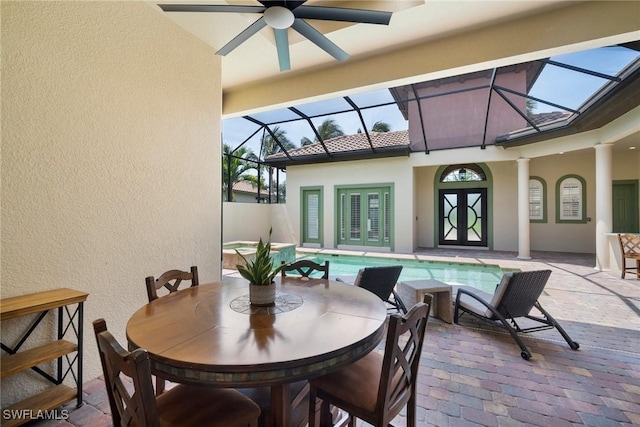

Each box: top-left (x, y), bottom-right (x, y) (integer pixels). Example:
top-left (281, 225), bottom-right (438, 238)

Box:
top-left (145, 266), bottom-right (199, 302)
top-left (377, 295), bottom-right (431, 425)
top-left (496, 270), bottom-right (551, 318)
top-left (619, 233), bottom-right (640, 255)
top-left (281, 260), bottom-right (330, 279)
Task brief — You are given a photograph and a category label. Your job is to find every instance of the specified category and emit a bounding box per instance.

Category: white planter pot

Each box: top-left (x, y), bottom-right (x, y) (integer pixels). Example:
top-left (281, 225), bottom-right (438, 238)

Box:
top-left (249, 283), bottom-right (276, 306)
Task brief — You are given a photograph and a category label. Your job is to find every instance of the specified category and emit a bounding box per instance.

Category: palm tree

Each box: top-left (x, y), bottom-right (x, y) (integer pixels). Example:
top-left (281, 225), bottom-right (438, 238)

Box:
top-left (357, 120), bottom-right (391, 134)
top-left (371, 120), bottom-right (391, 132)
top-left (260, 126), bottom-right (294, 202)
top-left (300, 118), bottom-right (345, 146)
top-left (222, 144), bottom-right (257, 202)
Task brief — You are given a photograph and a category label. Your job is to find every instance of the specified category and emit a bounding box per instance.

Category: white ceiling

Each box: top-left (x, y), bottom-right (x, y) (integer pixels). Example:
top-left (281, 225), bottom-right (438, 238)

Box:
top-left (152, 0), bottom-right (571, 90)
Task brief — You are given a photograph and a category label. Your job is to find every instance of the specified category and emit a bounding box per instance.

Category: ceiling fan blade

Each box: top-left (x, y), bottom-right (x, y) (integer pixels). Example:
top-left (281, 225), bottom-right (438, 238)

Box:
top-left (291, 19), bottom-right (348, 62)
top-left (217, 17), bottom-right (267, 56)
top-left (158, 4), bottom-right (265, 14)
top-left (274, 29), bottom-right (291, 72)
top-left (258, 1), bottom-right (306, 10)
top-left (294, 6), bottom-right (392, 25)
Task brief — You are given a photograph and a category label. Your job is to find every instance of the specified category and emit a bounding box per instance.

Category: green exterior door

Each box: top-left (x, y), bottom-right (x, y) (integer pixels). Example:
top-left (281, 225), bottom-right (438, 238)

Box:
top-left (337, 186), bottom-right (391, 248)
top-left (613, 180), bottom-right (639, 233)
top-left (302, 188), bottom-right (322, 245)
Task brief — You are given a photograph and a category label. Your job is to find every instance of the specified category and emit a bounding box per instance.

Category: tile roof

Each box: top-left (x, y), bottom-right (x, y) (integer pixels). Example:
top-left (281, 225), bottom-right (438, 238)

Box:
top-left (267, 130), bottom-right (410, 161)
top-left (527, 111), bottom-right (572, 126)
top-left (232, 181), bottom-right (273, 196)
top-left (265, 111), bottom-right (578, 165)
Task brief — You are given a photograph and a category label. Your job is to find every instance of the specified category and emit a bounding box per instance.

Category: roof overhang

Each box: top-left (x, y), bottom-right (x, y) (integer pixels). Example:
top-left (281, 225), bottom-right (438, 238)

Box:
top-left (265, 145), bottom-right (410, 168)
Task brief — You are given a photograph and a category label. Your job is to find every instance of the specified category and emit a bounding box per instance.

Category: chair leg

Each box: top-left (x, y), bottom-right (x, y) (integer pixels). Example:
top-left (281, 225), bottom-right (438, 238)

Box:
top-left (155, 376), bottom-right (165, 395)
top-left (535, 302), bottom-right (580, 350)
top-left (319, 399), bottom-right (333, 427)
top-left (308, 387), bottom-right (317, 427)
top-left (407, 393), bottom-right (417, 427)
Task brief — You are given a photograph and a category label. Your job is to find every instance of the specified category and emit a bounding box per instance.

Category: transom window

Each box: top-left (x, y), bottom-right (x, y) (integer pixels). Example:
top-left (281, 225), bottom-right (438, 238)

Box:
top-left (440, 164), bottom-right (486, 182)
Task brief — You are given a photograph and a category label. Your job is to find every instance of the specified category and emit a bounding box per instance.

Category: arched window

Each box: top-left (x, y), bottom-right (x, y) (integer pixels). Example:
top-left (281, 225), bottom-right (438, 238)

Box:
top-left (529, 177), bottom-right (546, 222)
top-left (556, 175), bottom-right (586, 223)
top-left (440, 164), bottom-right (486, 182)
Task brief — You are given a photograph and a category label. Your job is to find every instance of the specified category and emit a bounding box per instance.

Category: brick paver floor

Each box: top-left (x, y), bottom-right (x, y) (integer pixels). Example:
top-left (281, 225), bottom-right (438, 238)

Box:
top-left (30, 250), bottom-right (640, 426)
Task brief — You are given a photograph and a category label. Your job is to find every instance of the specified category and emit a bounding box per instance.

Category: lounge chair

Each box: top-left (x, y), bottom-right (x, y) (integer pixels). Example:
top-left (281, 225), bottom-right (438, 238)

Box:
top-left (338, 265), bottom-right (407, 313)
top-left (453, 269), bottom-right (579, 360)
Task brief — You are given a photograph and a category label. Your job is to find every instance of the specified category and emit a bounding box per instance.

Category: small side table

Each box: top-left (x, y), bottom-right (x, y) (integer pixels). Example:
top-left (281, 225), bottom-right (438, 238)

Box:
top-left (398, 279), bottom-right (453, 323)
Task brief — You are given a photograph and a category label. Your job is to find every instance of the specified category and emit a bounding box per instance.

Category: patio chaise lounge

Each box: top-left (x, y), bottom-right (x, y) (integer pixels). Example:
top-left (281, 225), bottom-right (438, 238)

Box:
top-left (337, 265), bottom-right (407, 314)
top-left (453, 269), bottom-right (579, 360)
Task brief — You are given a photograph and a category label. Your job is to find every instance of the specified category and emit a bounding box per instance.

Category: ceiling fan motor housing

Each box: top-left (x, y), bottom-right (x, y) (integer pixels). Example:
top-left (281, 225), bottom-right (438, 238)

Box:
top-left (264, 6), bottom-right (295, 29)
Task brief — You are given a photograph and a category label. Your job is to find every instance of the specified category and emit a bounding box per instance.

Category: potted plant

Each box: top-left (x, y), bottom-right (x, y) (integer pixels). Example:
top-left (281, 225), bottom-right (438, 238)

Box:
top-left (236, 228), bottom-right (285, 306)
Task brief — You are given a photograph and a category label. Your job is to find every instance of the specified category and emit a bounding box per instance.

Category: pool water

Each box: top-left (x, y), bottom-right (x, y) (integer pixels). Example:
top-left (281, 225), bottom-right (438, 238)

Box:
top-left (297, 253), bottom-right (518, 294)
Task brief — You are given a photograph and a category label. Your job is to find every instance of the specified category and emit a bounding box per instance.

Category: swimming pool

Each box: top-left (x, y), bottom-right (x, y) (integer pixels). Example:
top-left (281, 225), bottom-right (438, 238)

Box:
top-left (297, 253), bottom-right (518, 294)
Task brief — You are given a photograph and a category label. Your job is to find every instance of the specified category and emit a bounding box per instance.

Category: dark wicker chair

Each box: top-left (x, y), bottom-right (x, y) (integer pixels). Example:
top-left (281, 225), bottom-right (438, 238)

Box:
top-left (339, 265), bottom-right (407, 313)
top-left (92, 319), bottom-right (260, 427)
top-left (453, 269), bottom-right (579, 360)
top-left (308, 295), bottom-right (432, 427)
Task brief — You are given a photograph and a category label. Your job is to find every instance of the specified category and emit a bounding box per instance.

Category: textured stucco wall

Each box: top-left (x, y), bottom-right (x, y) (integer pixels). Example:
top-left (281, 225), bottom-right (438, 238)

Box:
top-left (1, 1), bottom-right (222, 406)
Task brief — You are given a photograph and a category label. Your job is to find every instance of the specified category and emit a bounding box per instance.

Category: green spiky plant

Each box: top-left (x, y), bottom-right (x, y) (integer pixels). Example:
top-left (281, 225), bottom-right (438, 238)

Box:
top-left (235, 228), bottom-right (285, 285)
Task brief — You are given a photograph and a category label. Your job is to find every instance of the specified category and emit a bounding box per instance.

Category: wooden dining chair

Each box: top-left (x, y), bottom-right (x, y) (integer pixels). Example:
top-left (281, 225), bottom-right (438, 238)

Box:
top-left (92, 319), bottom-right (261, 427)
top-left (618, 233), bottom-right (640, 279)
top-left (145, 266), bottom-right (199, 394)
top-left (145, 266), bottom-right (199, 302)
top-left (281, 259), bottom-right (330, 279)
top-left (308, 295), bottom-right (432, 427)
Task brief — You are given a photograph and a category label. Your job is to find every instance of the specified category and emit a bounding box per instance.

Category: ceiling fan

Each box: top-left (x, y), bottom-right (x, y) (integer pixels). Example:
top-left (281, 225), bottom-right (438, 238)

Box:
top-left (158, 1), bottom-right (393, 72)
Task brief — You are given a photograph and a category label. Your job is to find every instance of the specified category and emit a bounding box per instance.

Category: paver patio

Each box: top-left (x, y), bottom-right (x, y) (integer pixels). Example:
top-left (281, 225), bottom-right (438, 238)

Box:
top-left (31, 250), bottom-right (640, 427)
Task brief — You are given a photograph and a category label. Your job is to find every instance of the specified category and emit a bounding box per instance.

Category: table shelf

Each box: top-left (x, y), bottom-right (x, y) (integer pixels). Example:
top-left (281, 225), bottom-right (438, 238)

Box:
top-left (1, 340), bottom-right (78, 378)
top-left (1, 288), bottom-right (88, 427)
top-left (1, 384), bottom-right (77, 427)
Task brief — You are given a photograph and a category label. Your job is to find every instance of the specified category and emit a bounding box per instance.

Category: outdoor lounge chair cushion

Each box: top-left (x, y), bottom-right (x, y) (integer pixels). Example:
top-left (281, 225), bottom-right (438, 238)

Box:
top-left (455, 273), bottom-right (513, 318)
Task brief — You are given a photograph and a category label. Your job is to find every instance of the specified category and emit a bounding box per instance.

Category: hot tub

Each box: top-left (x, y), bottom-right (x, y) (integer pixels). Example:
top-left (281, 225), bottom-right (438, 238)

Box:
top-left (222, 241), bottom-right (297, 270)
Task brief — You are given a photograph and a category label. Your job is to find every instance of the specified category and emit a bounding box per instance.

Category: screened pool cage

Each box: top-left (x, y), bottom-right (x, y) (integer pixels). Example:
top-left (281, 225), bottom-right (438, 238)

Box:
top-left (222, 42), bottom-right (640, 203)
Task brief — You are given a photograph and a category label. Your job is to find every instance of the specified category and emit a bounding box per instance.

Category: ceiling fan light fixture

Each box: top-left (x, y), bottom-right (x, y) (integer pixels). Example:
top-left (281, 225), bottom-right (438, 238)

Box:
top-left (264, 6), bottom-right (295, 29)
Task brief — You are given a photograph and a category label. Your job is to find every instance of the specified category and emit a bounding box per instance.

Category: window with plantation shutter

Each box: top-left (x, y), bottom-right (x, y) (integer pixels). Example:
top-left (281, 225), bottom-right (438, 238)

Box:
top-left (555, 175), bottom-right (586, 223)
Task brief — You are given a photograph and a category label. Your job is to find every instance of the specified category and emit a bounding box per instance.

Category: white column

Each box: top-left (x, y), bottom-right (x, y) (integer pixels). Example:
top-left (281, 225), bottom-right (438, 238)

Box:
top-left (594, 143), bottom-right (613, 271)
top-left (517, 158), bottom-right (531, 259)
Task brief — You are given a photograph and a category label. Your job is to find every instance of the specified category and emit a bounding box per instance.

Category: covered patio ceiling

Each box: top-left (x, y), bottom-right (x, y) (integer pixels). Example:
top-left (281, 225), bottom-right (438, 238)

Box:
top-left (222, 41), bottom-right (640, 167)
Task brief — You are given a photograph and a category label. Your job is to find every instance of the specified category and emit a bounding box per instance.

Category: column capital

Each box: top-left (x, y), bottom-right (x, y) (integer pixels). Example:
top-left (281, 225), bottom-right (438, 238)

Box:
top-left (593, 142), bottom-right (614, 151)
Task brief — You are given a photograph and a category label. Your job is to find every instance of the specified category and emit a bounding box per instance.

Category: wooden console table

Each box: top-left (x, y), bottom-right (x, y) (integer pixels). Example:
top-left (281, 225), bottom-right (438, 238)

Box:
top-left (1, 288), bottom-right (88, 427)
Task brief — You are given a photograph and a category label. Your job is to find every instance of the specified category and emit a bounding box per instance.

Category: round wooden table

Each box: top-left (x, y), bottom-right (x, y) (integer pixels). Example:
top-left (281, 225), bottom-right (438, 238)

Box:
top-left (126, 276), bottom-right (387, 427)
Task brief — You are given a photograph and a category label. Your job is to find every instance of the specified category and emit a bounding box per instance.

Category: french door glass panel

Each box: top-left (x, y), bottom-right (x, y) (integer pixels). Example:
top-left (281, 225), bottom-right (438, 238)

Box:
top-left (350, 194), bottom-right (361, 240)
top-left (443, 193), bottom-right (459, 242)
top-left (367, 193), bottom-right (380, 242)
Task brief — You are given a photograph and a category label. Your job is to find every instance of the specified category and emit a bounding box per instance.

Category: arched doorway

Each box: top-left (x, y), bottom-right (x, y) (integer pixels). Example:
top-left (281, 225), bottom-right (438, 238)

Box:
top-left (435, 164), bottom-right (492, 248)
